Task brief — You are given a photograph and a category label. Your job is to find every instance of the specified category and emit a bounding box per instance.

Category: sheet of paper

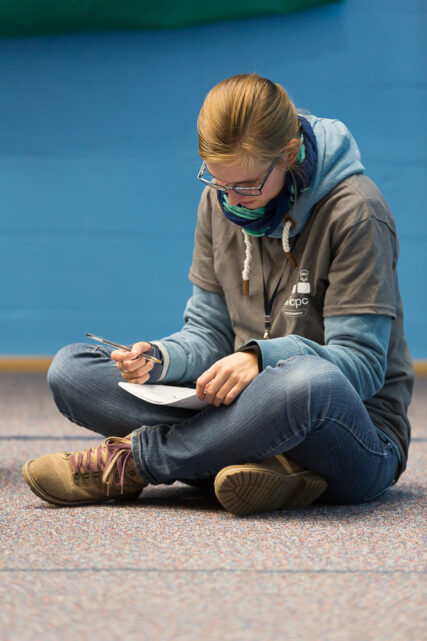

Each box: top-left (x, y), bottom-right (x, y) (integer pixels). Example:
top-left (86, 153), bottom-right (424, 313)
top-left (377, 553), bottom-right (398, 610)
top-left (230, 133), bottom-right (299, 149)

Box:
top-left (118, 382), bottom-right (207, 410)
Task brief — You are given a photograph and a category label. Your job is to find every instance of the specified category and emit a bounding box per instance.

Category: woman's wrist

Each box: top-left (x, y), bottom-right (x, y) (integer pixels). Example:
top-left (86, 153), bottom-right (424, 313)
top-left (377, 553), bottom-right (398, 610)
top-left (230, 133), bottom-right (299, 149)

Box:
top-left (236, 343), bottom-right (262, 372)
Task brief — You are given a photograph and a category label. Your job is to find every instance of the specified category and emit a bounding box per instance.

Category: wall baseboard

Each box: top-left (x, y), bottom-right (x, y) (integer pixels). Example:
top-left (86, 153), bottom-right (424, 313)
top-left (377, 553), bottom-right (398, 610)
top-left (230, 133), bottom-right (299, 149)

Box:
top-left (0, 356), bottom-right (427, 376)
top-left (413, 361), bottom-right (427, 377)
top-left (0, 357), bottom-right (53, 372)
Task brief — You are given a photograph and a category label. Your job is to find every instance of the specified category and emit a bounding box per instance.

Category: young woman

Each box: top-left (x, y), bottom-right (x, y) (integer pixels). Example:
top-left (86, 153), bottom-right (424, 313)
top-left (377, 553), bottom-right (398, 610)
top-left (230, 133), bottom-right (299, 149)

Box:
top-left (22, 73), bottom-right (414, 516)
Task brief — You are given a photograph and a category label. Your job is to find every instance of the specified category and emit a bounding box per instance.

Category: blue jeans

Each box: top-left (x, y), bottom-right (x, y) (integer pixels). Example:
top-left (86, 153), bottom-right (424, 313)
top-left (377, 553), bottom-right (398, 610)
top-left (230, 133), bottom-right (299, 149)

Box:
top-left (47, 343), bottom-right (399, 505)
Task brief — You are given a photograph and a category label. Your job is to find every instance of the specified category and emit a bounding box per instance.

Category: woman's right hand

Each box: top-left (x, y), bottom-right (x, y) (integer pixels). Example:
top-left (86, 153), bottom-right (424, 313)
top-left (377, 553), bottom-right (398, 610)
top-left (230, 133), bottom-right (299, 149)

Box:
top-left (111, 341), bottom-right (155, 384)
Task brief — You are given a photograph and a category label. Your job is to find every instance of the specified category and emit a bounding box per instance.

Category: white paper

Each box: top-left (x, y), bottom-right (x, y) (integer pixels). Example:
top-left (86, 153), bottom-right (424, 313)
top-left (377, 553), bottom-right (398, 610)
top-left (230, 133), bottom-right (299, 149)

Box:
top-left (118, 382), bottom-right (207, 410)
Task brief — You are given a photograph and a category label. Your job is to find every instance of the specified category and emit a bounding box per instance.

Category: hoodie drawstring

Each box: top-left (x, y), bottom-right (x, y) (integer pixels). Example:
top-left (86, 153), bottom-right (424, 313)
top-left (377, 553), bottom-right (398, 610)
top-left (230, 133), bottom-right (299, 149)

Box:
top-left (242, 214), bottom-right (297, 296)
top-left (242, 230), bottom-right (253, 296)
top-left (282, 215), bottom-right (298, 269)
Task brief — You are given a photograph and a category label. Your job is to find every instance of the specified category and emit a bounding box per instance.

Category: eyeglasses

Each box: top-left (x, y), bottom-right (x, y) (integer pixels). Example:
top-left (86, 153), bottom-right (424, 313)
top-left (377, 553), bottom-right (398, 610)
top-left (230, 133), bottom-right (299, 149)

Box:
top-left (197, 159), bottom-right (277, 196)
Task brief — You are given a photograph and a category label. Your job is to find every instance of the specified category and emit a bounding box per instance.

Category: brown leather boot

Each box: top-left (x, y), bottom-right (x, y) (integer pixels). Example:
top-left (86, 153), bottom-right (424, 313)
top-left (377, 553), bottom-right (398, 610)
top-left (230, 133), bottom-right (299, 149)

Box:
top-left (214, 454), bottom-right (327, 516)
top-left (22, 436), bottom-right (147, 507)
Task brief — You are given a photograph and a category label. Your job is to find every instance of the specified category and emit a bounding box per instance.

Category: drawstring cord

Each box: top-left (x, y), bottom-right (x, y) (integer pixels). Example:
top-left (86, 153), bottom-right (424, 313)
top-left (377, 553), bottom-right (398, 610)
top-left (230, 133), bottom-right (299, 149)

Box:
top-left (282, 215), bottom-right (298, 269)
top-left (241, 214), bottom-right (297, 296)
top-left (242, 230), bottom-right (253, 296)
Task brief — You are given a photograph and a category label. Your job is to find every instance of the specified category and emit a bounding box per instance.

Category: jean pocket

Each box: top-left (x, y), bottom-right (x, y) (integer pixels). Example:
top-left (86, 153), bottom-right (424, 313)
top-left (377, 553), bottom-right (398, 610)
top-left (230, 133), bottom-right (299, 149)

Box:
top-left (363, 440), bottom-right (399, 502)
top-left (376, 428), bottom-right (402, 464)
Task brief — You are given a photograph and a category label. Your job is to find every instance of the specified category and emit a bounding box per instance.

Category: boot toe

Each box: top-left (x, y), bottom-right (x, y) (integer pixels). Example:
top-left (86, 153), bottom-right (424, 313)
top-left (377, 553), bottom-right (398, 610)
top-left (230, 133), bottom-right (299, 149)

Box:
top-left (22, 453), bottom-right (73, 504)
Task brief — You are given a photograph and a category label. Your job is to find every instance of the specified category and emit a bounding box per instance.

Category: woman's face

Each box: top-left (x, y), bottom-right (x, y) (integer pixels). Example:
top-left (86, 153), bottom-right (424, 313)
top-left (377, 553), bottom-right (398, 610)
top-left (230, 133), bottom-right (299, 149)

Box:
top-left (206, 158), bottom-right (287, 209)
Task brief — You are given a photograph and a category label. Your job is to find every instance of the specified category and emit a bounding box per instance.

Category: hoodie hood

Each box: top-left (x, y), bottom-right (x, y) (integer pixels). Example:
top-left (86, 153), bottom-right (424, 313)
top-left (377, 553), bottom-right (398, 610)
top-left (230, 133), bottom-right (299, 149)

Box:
top-left (268, 115), bottom-right (365, 239)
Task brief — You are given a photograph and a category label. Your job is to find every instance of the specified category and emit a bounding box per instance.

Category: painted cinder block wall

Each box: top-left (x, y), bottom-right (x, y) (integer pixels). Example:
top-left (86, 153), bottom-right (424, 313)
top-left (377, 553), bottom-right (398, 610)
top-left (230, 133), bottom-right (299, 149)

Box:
top-left (0, 0), bottom-right (425, 358)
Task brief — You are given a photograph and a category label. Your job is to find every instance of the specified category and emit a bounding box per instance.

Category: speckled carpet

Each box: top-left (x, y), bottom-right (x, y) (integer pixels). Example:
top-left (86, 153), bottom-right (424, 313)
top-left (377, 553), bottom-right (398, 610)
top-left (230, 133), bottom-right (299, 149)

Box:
top-left (1, 374), bottom-right (426, 641)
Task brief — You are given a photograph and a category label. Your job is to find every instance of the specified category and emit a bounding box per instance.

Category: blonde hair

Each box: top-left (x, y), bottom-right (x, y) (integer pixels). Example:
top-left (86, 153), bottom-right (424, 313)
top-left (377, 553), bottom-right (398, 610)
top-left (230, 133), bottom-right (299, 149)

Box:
top-left (197, 73), bottom-right (300, 171)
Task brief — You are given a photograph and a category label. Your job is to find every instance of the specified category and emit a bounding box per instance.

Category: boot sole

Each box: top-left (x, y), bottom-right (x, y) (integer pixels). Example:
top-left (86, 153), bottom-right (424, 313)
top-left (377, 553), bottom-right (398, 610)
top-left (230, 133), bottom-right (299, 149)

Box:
top-left (22, 462), bottom-right (142, 507)
top-left (214, 466), bottom-right (327, 516)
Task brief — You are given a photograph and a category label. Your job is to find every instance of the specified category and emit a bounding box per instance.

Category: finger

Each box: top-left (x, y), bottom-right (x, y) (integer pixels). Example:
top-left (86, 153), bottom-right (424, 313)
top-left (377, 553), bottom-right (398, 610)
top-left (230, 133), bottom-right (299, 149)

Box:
top-left (119, 370), bottom-right (152, 384)
top-left (117, 362), bottom-right (133, 376)
top-left (196, 366), bottom-right (217, 399)
top-left (117, 360), bottom-right (154, 378)
top-left (204, 369), bottom-right (235, 404)
top-left (130, 341), bottom-right (153, 361)
top-left (211, 376), bottom-right (238, 407)
top-left (111, 349), bottom-right (139, 363)
top-left (222, 383), bottom-right (245, 406)
top-left (123, 372), bottom-right (151, 385)
top-left (123, 359), bottom-right (153, 375)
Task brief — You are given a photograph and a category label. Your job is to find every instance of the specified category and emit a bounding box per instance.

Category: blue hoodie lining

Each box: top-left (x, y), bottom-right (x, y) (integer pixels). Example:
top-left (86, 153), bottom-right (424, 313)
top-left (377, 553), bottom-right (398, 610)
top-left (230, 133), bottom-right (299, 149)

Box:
top-left (268, 115), bottom-right (365, 239)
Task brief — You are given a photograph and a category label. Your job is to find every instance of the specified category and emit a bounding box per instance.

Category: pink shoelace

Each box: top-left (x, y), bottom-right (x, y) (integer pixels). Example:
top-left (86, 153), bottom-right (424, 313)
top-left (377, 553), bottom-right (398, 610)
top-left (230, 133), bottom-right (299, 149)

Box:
top-left (70, 437), bottom-right (134, 495)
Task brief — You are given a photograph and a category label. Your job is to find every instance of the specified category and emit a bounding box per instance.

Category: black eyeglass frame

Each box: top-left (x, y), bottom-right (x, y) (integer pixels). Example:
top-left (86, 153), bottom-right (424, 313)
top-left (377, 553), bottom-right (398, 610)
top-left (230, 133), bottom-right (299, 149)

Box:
top-left (197, 159), bottom-right (277, 196)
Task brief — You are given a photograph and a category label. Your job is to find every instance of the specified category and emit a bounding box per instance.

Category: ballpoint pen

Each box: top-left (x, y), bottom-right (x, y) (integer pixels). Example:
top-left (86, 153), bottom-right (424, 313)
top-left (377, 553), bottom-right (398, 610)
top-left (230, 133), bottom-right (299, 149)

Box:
top-left (86, 333), bottom-right (162, 364)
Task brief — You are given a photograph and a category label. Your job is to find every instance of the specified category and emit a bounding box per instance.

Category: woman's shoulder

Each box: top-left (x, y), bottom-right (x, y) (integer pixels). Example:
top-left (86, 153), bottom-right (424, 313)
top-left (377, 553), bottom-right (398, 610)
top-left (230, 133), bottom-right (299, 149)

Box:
top-left (197, 185), bottom-right (216, 208)
top-left (196, 186), bottom-right (237, 235)
top-left (196, 186), bottom-right (215, 223)
top-left (315, 173), bottom-right (397, 236)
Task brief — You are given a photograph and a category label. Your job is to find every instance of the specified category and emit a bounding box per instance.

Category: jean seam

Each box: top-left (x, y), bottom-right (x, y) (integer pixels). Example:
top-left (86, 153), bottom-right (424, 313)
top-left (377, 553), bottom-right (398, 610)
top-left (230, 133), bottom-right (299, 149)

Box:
top-left (315, 415), bottom-right (387, 457)
top-left (254, 415), bottom-right (388, 463)
top-left (375, 427), bottom-right (402, 464)
top-left (300, 416), bottom-right (398, 501)
top-left (59, 409), bottom-right (107, 436)
top-left (131, 428), bottom-right (159, 485)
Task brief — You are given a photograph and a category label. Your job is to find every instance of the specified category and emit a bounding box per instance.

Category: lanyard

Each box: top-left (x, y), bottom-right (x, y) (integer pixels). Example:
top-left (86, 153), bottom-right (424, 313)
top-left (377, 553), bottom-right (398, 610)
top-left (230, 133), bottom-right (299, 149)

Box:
top-left (258, 238), bottom-right (287, 339)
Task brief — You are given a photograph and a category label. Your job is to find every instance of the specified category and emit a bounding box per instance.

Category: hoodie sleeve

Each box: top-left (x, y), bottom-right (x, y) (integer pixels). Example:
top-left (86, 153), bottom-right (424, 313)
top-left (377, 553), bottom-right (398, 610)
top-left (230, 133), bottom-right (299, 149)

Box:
top-left (238, 314), bottom-right (391, 401)
top-left (149, 285), bottom-right (235, 384)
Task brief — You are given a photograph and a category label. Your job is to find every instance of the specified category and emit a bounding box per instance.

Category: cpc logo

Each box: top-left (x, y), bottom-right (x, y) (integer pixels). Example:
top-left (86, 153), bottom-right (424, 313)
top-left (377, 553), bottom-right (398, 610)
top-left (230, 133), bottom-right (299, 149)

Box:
top-left (283, 267), bottom-right (312, 317)
top-left (300, 269), bottom-right (309, 280)
top-left (293, 269), bottom-right (311, 294)
top-left (285, 297), bottom-right (309, 308)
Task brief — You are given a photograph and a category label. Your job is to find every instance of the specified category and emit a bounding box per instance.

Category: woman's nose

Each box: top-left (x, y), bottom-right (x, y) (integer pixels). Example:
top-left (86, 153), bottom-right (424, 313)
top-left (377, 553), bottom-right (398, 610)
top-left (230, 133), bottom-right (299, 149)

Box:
top-left (227, 190), bottom-right (243, 206)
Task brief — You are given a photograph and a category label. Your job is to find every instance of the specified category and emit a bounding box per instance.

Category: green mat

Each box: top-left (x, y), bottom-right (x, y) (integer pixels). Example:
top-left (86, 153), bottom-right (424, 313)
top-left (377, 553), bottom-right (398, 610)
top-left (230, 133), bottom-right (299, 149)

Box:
top-left (0, 0), bottom-right (341, 36)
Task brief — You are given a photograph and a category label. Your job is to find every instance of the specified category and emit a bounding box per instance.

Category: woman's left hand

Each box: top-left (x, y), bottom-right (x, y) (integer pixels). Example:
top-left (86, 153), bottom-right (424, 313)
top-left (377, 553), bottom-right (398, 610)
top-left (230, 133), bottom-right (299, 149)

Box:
top-left (196, 351), bottom-right (259, 407)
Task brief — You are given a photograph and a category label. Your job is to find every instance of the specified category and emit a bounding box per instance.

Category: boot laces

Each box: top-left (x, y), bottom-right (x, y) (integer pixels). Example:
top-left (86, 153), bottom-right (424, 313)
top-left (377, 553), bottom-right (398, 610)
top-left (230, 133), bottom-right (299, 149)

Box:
top-left (70, 437), bottom-right (135, 495)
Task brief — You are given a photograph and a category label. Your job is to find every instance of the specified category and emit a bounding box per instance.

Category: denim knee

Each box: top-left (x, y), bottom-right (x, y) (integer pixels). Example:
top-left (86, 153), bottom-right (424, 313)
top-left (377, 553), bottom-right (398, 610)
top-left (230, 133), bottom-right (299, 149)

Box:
top-left (232, 355), bottom-right (358, 455)
top-left (265, 355), bottom-right (357, 421)
top-left (47, 342), bottom-right (120, 433)
top-left (47, 343), bottom-right (85, 395)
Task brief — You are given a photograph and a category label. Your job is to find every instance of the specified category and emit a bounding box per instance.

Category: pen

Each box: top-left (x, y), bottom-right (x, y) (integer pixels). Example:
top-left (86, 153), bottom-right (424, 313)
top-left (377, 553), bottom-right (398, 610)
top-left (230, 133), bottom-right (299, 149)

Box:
top-left (86, 333), bottom-right (162, 364)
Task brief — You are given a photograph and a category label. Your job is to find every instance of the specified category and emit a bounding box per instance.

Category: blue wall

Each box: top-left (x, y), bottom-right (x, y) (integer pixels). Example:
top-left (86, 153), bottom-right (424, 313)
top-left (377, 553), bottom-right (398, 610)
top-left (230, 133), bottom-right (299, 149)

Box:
top-left (0, 0), bottom-right (426, 357)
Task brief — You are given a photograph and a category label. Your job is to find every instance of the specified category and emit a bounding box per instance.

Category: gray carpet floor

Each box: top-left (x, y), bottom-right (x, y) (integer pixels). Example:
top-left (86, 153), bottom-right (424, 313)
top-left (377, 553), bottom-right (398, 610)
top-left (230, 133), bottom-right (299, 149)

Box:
top-left (1, 374), bottom-right (426, 641)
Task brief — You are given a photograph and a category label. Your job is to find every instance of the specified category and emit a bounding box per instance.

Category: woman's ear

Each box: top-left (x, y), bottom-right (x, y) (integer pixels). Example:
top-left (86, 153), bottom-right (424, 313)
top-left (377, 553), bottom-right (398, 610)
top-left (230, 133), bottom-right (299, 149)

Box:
top-left (285, 138), bottom-right (302, 167)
